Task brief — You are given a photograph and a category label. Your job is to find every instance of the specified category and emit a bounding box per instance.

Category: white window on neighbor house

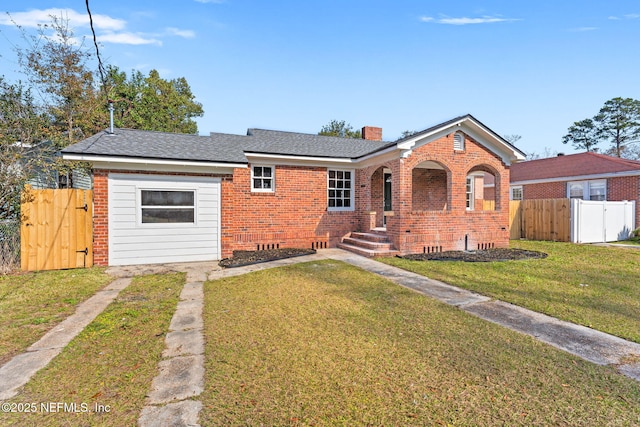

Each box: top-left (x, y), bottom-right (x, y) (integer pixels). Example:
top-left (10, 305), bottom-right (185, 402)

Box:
top-left (140, 190), bottom-right (195, 224)
top-left (454, 132), bottom-right (465, 151)
top-left (251, 165), bottom-right (274, 192)
top-left (510, 185), bottom-right (523, 201)
top-left (328, 169), bottom-right (354, 211)
top-left (567, 180), bottom-right (606, 201)
top-left (466, 176), bottom-right (474, 210)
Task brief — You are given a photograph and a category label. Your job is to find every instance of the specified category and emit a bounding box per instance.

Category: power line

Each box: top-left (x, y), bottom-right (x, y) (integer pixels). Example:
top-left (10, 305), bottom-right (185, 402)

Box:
top-left (85, 0), bottom-right (107, 98)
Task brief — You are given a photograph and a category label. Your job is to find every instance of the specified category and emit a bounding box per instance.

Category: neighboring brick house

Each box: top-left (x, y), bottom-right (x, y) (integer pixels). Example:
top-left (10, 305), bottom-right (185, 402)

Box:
top-left (510, 152), bottom-right (640, 226)
top-left (62, 114), bottom-right (525, 266)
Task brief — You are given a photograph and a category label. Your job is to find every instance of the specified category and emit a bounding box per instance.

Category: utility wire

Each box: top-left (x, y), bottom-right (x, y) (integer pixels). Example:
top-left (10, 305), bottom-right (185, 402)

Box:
top-left (85, 0), bottom-right (108, 98)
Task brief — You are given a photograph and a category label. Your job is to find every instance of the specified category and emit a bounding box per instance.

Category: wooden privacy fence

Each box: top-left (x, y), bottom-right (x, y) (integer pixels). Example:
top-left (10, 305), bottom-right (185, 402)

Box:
top-left (21, 188), bottom-right (93, 271)
top-left (509, 200), bottom-right (522, 240)
top-left (509, 198), bottom-right (571, 242)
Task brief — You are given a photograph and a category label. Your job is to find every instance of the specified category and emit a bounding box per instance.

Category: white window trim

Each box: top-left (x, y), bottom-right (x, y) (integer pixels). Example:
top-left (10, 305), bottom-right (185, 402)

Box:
top-left (566, 179), bottom-right (607, 201)
top-left (137, 188), bottom-right (197, 227)
top-left (251, 165), bottom-right (275, 192)
top-left (510, 185), bottom-right (523, 201)
top-left (466, 176), bottom-right (475, 210)
top-left (327, 169), bottom-right (355, 212)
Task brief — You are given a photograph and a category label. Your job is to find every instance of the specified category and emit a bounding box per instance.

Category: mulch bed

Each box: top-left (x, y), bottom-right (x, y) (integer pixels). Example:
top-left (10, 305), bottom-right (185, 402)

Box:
top-left (400, 248), bottom-right (548, 262)
top-left (219, 248), bottom-right (317, 268)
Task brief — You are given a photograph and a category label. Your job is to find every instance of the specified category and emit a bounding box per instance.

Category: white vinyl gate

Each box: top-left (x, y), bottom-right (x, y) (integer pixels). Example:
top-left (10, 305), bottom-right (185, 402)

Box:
top-left (571, 199), bottom-right (636, 243)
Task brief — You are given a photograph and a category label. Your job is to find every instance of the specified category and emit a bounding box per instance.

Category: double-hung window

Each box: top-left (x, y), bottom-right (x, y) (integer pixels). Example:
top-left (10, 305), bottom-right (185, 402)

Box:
top-left (510, 185), bottom-right (523, 201)
top-left (465, 176), bottom-right (474, 210)
top-left (141, 190), bottom-right (195, 224)
top-left (567, 180), bottom-right (606, 201)
top-left (252, 165), bottom-right (274, 192)
top-left (328, 170), bottom-right (353, 210)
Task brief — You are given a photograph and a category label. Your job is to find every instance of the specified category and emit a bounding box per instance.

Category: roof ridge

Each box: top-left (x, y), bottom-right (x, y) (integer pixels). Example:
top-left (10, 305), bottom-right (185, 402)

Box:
top-left (247, 127), bottom-right (386, 142)
top-left (588, 151), bottom-right (640, 166)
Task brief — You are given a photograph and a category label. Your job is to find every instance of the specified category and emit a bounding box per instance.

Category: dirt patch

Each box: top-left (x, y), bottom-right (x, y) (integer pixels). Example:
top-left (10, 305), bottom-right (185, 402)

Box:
top-left (400, 248), bottom-right (548, 262)
top-left (219, 248), bottom-right (317, 268)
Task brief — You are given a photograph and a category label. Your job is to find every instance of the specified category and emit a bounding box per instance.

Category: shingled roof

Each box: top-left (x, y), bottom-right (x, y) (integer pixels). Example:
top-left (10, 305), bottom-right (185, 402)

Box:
top-left (63, 126), bottom-right (396, 164)
top-left (62, 128), bottom-right (248, 164)
top-left (62, 114), bottom-right (525, 165)
top-left (240, 129), bottom-right (393, 158)
top-left (511, 152), bottom-right (640, 183)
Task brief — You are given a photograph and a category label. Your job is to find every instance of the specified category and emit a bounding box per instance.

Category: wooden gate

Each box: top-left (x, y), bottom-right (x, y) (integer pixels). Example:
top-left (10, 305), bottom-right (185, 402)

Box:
top-left (21, 188), bottom-right (93, 271)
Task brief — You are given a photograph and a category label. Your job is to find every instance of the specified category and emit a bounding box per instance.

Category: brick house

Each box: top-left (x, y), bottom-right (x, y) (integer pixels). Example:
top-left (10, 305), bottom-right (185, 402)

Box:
top-left (62, 114), bottom-right (525, 266)
top-left (510, 152), bottom-right (640, 226)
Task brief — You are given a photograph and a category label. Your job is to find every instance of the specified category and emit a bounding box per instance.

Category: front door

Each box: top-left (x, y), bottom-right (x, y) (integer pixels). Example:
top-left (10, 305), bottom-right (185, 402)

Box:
top-left (383, 172), bottom-right (392, 226)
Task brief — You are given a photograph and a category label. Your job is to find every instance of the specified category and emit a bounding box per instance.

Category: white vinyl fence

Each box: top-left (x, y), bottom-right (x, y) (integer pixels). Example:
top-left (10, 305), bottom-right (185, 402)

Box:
top-left (571, 199), bottom-right (636, 243)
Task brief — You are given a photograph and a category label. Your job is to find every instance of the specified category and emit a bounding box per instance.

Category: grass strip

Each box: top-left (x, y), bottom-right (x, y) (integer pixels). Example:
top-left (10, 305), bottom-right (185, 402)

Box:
top-left (380, 240), bottom-right (640, 343)
top-left (0, 272), bottom-right (184, 427)
top-left (201, 260), bottom-right (640, 426)
top-left (0, 268), bottom-right (111, 365)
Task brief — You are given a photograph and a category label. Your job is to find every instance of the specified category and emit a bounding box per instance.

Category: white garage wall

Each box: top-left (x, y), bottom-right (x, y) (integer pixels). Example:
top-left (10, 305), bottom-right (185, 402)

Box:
top-left (109, 173), bottom-right (221, 265)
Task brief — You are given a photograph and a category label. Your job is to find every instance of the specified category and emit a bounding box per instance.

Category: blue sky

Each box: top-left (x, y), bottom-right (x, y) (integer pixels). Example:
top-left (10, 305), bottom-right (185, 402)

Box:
top-left (1, 1), bottom-right (639, 157)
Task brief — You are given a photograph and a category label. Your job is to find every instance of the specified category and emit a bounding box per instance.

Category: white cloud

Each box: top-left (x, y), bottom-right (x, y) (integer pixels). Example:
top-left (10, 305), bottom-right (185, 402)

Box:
top-left (166, 27), bottom-right (196, 38)
top-left (1, 8), bottom-right (196, 47)
top-left (608, 13), bottom-right (640, 20)
top-left (99, 32), bottom-right (162, 46)
top-left (420, 15), bottom-right (519, 25)
top-left (0, 8), bottom-right (125, 31)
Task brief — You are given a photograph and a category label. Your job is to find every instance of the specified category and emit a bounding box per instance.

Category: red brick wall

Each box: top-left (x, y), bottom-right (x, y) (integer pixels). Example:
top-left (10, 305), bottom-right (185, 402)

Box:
top-left (93, 171), bottom-right (109, 266)
top-left (221, 164), bottom-right (360, 257)
top-left (412, 168), bottom-right (448, 211)
top-left (523, 181), bottom-right (565, 199)
top-left (392, 133), bottom-right (510, 253)
top-left (370, 168), bottom-right (384, 227)
top-left (359, 132), bottom-right (511, 254)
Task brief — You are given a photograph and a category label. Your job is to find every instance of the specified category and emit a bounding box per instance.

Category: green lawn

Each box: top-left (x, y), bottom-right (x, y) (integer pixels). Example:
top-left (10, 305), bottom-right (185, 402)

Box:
top-left (0, 268), bottom-right (112, 365)
top-left (0, 273), bottom-right (184, 427)
top-left (202, 260), bottom-right (640, 426)
top-left (380, 241), bottom-right (640, 343)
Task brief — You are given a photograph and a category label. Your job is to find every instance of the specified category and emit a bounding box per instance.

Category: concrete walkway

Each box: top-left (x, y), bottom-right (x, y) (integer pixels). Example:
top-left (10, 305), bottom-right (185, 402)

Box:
top-left (107, 261), bottom-right (219, 427)
top-left (2, 249), bottom-right (639, 426)
top-left (0, 277), bottom-right (133, 400)
top-left (322, 249), bottom-right (640, 381)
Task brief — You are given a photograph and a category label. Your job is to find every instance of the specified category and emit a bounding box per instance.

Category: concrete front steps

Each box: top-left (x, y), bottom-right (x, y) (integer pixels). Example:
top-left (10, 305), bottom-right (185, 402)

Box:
top-left (337, 231), bottom-right (399, 258)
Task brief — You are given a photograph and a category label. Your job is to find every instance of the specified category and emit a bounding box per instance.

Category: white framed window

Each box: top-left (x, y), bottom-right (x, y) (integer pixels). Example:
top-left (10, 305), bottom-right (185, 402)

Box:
top-left (510, 185), bottom-right (523, 201)
top-left (567, 180), bottom-right (606, 201)
top-left (251, 165), bottom-right (274, 192)
top-left (466, 176), bottom-right (474, 210)
top-left (588, 180), bottom-right (606, 201)
top-left (140, 190), bottom-right (195, 224)
top-left (454, 132), bottom-right (465, 151)
top-left (328, 169), bottom-right (354, 211)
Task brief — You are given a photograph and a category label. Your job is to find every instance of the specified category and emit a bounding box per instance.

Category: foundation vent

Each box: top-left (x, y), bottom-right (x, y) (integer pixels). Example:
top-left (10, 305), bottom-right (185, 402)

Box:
top-left (477, 243), bottom-right (495, 250)
top-left (257, 243), bottom-right (280, 250)
top-left (423, 246), bottom-right (443, 254)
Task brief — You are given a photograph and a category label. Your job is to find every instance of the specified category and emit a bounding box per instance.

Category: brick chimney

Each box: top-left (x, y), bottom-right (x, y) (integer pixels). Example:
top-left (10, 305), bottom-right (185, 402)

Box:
top-left (362, 126), bottom-right (382, 141)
